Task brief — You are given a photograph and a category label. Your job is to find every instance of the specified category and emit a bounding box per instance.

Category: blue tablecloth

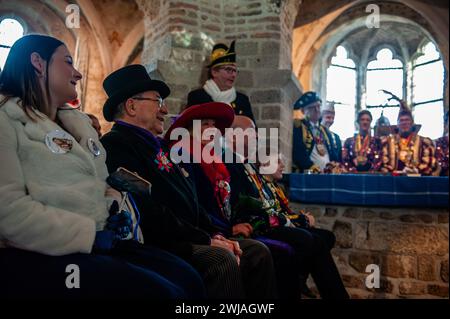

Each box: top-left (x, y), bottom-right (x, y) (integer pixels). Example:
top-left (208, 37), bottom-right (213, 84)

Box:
top-left (289, 174), bottom-right (449, 207)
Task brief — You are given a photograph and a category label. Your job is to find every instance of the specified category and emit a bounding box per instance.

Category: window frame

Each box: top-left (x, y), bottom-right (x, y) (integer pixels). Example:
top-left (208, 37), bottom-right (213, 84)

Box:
top-left (0, 15), bottom-right (26, 69)
top-left (323, 41), bottom-right (445, 140)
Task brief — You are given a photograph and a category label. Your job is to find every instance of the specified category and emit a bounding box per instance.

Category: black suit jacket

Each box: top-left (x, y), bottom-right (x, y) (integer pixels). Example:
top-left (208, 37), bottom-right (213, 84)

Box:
top-left (180, 162), bottom-right (233, 237)
top-left (187, 88), bottom-right (256, 123)
top-left (330, 131), bottom-right (342, 163)
top-left (101, 123), bottom-right (217, 260)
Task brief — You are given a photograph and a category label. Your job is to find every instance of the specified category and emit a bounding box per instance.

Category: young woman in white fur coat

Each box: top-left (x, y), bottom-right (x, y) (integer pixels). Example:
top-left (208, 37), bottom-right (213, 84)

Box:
top-left (0, 34), bottom-right (205, 299)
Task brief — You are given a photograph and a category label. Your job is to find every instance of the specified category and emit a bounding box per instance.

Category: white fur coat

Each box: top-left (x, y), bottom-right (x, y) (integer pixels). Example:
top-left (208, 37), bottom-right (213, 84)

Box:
top-left (0, 96), bottom-right (114, 256)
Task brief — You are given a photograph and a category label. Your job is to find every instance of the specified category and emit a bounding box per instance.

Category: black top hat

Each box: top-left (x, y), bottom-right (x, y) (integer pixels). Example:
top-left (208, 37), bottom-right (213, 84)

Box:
top-left (207, 41), bottom-right (236, 68)
top-left (102, 64), bottom-right (170, 122)
top-left (293, 91), bottom-right (321, 110)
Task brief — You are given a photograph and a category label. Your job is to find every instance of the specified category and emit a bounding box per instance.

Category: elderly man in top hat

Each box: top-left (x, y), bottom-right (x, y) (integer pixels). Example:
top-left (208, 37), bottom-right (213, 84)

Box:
top-left (100, 64), bottom-right (277, 299)
top-left (186, 40), bottom-right (256, 123)
top-left (292, 91), bottom-right (340, 173)
top-left (380, 101), bottom-right (438, 176)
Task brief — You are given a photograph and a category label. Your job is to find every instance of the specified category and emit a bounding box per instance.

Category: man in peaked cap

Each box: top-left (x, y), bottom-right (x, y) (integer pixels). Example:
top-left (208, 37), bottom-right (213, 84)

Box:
top-left (320, 102), bottom-right (342, 162)
top-left (292, 91), bottom-right (341, 173)
top-left (186, 40), bottom-right (256, 123)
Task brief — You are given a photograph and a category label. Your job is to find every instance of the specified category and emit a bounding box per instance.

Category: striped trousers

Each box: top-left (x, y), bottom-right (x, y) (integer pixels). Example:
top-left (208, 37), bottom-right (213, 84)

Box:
top-left (191, 238), bottom-right (277, 299)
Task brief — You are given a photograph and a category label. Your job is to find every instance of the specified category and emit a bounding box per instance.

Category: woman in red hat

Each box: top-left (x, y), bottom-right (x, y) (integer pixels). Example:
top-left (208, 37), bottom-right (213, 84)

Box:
top-left (165, 103), bottom-right (315, 299)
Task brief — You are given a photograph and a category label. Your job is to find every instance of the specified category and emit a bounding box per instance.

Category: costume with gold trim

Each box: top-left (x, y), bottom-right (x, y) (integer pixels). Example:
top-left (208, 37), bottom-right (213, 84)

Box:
top-left (292, 119), bottom-right (340, 172)
top-left (343, 134), bottom-right (382, 172)
top-left (435, 136), bottom-right (449, 176)
top-left (380, 131), bottom-right (438, 176)
top-left (379, 92), bottom-right (439, 176)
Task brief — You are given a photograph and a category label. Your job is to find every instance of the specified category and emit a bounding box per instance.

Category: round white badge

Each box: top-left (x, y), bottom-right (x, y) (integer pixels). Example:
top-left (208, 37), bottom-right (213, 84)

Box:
top-left (45, 130), bottom-right (74, 154)
top-left (87, 138), bottom-right (101, 157)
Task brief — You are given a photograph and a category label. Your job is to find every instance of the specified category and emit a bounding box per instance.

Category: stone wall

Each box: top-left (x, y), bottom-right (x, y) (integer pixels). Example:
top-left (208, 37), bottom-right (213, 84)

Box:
top-left (136, 0), bottom-right (302, 170)
top-left (288, 202), bottom-right (449, 298)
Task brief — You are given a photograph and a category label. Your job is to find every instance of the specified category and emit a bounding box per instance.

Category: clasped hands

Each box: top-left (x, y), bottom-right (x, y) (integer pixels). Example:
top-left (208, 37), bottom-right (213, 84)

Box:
top-left (211, 234), bottom-right (243, 266)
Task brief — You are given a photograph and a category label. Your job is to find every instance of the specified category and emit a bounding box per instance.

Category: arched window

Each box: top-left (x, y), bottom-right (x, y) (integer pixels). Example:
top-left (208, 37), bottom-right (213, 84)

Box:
top-left (326, 46), bottom-right (356, 140)
top-left (366, 48), bottom-right (404, 127)
top-left (0, 18), bottom-right (24, 70)
top-left (412, 42), bottom-right (444, 139)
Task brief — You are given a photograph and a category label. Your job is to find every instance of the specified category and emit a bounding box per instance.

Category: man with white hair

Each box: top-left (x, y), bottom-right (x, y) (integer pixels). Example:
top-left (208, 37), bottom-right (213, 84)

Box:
top-left (320, 102), bottom-right (342, 163)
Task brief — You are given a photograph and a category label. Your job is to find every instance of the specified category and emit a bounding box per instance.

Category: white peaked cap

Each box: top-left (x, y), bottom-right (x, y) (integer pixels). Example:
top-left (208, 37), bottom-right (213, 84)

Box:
top-left (321, 102), bottom-right (335, 114)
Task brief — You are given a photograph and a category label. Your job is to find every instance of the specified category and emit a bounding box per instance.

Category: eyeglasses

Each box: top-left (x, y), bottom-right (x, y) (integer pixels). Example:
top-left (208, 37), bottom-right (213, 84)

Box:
top-left (219, 66), bottom-right (238, 75)
top-left (131, 96), bottom-right (165, 109)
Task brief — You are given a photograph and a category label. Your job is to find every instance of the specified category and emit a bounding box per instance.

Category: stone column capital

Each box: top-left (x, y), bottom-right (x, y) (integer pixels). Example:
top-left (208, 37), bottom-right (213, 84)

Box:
top-left (136, 0), bottom-right (161, 19)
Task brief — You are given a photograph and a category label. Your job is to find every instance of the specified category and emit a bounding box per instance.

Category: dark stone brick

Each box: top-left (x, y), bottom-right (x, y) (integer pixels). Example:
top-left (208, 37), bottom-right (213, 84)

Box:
top-left (349, 252), bottom-right (381, 273)
top-left (343, 207), bottom-right (360, 219)
top-left (333, 221), bottom-right (352, 248)
top-left (427, 284), bottom-right (449, 297)
top-left (324, 208), bottom-right (338, 217)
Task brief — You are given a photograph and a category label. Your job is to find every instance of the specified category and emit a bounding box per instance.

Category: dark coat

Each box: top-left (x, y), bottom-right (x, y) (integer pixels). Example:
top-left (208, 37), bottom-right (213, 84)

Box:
top-left (180, 162), bottom-right (233, 237)
top-left (179, 155), bottom-right (259, 237)
top-left (187, 88), bottom-right (256, 123)
top-left (330, 131), bottom-right (342, 163)
top-left (101, 123), bottom-right (217, 260)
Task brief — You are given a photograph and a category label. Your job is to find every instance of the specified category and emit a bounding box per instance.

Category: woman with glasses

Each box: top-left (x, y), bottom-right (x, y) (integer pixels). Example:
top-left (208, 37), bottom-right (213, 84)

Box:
top-left (186, 40), bottom-right (256, 123)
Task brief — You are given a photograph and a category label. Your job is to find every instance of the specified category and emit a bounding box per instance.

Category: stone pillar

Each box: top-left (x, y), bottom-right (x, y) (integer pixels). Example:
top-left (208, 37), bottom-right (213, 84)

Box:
top-left (232, 0), bottom-right (302, 171)
top-left (136, 0), bottom-right (222, 116)
top-left (136, 0), bottom-right (302, 171)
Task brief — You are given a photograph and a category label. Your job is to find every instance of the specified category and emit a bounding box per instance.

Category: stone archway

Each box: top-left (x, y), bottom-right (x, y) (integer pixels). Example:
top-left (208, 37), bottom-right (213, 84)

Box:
top-left (112, 21), bottom-right (144, 70)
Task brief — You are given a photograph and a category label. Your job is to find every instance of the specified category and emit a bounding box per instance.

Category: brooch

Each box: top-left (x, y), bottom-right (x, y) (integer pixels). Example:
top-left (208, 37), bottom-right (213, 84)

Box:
top-left (154, 149), bottom-right (173, 172)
